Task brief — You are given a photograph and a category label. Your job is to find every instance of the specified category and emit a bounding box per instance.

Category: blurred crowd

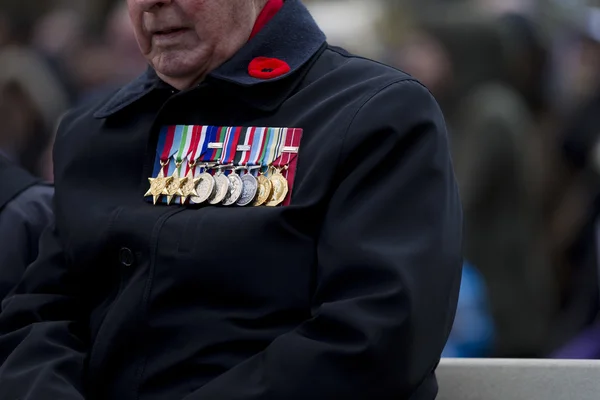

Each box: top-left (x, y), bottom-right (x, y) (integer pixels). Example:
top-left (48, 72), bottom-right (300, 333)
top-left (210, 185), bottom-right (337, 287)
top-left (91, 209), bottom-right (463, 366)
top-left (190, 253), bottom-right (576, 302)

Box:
top-left (3, 0), bottom-right (600, 360)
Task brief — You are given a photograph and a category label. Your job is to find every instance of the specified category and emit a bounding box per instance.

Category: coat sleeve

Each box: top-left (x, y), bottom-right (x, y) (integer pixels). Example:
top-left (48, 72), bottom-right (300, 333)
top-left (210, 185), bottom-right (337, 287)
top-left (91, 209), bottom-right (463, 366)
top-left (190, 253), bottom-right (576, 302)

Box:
top-left (0, 185), bottom-right (54, 302)
top-left (185, 80), bottom-right (463, 400)
top-left (0, 220), bottom-right (87, 400)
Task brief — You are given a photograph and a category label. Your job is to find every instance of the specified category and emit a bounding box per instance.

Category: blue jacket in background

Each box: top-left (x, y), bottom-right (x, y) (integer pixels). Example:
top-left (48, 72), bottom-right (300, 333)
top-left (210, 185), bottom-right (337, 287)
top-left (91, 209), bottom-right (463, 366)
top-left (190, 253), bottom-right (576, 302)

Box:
top-left (443, 262), bottom-right (495, 358)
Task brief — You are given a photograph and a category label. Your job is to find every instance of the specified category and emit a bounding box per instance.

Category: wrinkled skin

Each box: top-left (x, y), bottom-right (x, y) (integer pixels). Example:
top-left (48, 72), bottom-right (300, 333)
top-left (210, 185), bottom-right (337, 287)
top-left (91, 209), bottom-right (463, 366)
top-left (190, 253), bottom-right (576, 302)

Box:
top-left (128, 0), bottom-right (268, 89)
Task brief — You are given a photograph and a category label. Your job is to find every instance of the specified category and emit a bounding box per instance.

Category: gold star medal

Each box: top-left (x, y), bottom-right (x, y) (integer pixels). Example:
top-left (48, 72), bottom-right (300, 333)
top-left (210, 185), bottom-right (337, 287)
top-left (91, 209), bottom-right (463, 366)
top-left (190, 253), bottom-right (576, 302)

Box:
top-left (165, 162), bottom-right (188, 205)
top-left (144, 161), bottom-right (173, 205)
top-left (180, 167), bottom-right (200, 205)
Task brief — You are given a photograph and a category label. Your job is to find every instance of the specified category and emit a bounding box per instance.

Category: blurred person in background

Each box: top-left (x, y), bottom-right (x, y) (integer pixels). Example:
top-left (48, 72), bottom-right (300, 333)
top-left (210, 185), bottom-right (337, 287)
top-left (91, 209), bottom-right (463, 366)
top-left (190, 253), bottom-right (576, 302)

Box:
top-left (397, 14), bottom-right (554, 357)
top-left (104, 2), bottom-right (148, 85)
top-left (0, 46), bottom-right (68, 303)
top-left (442, 260), bottom-right (495, 358)
top-left (31, 7), bottom-right (86, 104)
top-left (550, 61), bottom-right (600, 357)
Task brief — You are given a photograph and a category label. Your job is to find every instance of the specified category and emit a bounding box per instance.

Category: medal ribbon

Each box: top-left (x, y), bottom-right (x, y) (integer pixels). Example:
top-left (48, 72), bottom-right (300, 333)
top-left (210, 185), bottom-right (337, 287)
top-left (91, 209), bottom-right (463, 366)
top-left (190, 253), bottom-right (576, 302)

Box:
top-left (155, 125), bottom-right (178, 175)
top-left (258, 128), bottom-right (286, 169)
top-left (278, 127), bottom-right (303, 206)
top-left (165, 125), bottom-right (185, 175)
top-left (158, 125), bottom-right (177, 161)
top-left (237, 127), bottom-right (256, 168)
top-left (174, 125), bottom-right (194, 178)
top-left (189, 125), bottom-right (207, 175)
top-left (176, 125), bottom-right (194, 164)
top-left (220, 126), bottom-right (243, 168)
top-left (207, 126), bottom-right (228, 162)
top-left (256, 127), bottom-right (274, 170)
top-left (195, 125), bottom-right (216, 173)
top-left (185, 125), bottom-right (202, 176)
top-left (272, 128), bottom-right (294, 168)
top-left (247, 128), bottom-right (266, 169)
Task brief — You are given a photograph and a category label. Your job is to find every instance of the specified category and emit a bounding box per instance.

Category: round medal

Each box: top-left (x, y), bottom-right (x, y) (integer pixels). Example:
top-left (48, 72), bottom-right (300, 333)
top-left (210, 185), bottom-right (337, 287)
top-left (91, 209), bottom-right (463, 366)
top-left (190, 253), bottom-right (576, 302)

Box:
top-left (265, 170), bottom-right (289, 207)
top-left (222, 172), bottom-right (243, 206)
top-left (236, 173), bottom-right (258, 206)
top-left (208, 173), bottom-right (230, 205)
top-left (252, 174), bottom-right (272, 206)
top-left (190, 172), bottom-right (216, 204)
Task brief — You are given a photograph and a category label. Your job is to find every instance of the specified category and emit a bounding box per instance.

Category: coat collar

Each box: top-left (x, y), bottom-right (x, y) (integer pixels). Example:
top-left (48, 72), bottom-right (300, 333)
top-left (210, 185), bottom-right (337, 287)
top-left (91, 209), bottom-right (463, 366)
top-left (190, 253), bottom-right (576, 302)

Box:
top-left (94, 0), bottom-right (326, 119)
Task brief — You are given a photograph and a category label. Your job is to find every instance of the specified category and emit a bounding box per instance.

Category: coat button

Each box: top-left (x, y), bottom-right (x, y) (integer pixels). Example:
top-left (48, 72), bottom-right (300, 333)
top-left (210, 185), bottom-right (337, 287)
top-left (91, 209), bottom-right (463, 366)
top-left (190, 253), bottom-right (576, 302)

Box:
top-left (119, 247), bottom-right (135, 267)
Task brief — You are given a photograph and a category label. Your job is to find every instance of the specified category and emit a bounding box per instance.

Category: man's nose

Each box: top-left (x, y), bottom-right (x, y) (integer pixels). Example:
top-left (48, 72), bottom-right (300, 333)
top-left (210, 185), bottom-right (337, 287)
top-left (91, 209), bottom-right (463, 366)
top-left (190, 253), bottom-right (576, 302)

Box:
top-left (135, 0), bottom-right (173, 12)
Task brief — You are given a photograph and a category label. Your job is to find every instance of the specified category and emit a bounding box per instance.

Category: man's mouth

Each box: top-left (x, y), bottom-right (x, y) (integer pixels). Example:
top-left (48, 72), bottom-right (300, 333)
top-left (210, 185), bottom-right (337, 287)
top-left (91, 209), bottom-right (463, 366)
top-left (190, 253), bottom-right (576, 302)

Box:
top-left (153, 27), bottom-right (189, 37)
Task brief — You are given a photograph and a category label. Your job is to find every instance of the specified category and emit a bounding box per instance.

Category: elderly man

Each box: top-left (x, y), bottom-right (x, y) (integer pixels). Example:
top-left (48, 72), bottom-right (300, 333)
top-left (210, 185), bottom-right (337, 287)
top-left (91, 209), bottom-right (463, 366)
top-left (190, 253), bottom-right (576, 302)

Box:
top-left (0, 1), bottom-right (462, 399)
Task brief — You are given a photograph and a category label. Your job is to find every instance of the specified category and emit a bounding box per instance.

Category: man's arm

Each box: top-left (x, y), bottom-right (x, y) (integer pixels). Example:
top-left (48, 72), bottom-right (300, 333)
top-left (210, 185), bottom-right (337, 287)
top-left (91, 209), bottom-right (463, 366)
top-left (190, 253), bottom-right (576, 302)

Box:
top-left (0, 219), bottom-right (87, 399)
top-left (186, 80), bottom-right (463, 399)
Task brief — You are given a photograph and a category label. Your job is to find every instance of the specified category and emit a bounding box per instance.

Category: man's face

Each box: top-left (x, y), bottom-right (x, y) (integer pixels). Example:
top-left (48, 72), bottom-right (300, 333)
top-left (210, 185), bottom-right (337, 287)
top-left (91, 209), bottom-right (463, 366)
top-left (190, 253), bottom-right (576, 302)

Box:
top-left (127, 0), bottom-right (261, 88)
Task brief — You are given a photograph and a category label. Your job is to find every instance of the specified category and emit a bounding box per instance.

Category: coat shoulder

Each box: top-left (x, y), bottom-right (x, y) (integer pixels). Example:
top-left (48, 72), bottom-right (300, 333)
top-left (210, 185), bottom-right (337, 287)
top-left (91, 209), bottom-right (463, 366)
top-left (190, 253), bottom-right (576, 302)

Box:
top-left (318, 45), bottom-right (421, 87)
top-left (56, 89), bottom-right (122, 139)
top-left (305, 45), bottom-right (437, 113)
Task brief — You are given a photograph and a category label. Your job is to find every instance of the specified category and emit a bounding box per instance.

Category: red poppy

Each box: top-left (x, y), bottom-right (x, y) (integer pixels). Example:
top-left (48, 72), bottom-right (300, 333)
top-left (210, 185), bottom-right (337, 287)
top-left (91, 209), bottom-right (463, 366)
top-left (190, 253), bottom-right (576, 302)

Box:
top-left (248, 57), bottom-right (291, 79)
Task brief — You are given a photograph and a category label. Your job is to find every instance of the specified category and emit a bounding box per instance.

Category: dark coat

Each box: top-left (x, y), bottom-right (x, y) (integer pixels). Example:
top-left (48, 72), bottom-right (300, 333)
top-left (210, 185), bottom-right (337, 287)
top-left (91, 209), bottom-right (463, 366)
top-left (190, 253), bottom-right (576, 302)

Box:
top-left (0, 1), bottom-right (462, 399)
top-left (0, 156), bottom-right (53, 302)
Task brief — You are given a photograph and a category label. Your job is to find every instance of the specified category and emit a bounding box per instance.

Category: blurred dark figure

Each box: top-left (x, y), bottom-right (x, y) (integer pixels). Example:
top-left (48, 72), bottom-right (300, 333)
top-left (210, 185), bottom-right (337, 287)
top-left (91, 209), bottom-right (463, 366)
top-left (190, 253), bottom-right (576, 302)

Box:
top-left (0, 47), bottom-right (67, 303)
top-left (551, 81), bottom-right (600, 357)
top-left (68, 3), bottom-right (146, 104)
top-left (30, 7), bottom-right (85, 105)
top-left (397, 14), bottom-right (555, 357)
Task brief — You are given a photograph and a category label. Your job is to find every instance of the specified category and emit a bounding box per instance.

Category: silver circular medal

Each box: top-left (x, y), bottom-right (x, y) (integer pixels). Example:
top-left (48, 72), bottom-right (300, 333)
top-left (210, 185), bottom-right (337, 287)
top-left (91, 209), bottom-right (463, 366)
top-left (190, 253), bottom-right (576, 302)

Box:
top-left (221, 172), bottom-right (243, 206)
top-left (208, 173), bottom-right (230, 205)
top-left (236, 173), bottom-right (258, 206)
top-left (190, 172), bottom-right (216, 204)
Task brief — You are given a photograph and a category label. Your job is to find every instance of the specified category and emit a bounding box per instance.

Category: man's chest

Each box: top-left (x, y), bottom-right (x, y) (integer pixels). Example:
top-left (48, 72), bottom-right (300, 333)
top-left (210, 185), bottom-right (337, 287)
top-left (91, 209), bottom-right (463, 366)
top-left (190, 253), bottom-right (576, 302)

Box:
top-left (53, 90), bottom-right (348, 297)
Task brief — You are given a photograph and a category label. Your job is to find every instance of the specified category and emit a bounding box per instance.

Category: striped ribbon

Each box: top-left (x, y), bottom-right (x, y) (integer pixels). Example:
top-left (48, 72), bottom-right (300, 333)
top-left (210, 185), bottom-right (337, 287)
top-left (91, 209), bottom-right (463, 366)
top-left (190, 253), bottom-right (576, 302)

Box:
top-left (248, 127), bottom-right (267, 169)
top-left (237, 127), bottom-right (256, 168)
top-left (220, 126), bottom-right (243, 167)
top-left (190, 125), bottom-right (209, 175)
top-left (207, 126), bottom-right (228, 162)
top-left (273, 128), bottom-right (298, 169)
top-left (160, 125), bottom-right (182, 175)
top-left (173, 125), bottom-right (194, 179)
top-left (260, 128), bottom-right (287, 171)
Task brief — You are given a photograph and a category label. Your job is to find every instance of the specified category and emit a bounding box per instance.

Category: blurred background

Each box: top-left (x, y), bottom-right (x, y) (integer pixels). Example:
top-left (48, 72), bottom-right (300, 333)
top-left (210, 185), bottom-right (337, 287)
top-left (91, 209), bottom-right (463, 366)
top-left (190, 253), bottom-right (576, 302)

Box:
top-left (3, 0), bottom-right (600, 359)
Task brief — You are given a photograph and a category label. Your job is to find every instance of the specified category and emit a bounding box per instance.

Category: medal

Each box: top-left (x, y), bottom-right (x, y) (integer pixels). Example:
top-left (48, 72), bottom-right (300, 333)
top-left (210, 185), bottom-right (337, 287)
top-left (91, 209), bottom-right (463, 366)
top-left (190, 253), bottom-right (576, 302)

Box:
top-left (265, 166), bottom-right (289, 207)
top-left (172, 125), bottom-right (195, 204)
top-left (192, 164), bottom-right (216, 204)
top-left (145, 160), bottom-right (173, 205)
top-left (201, 126), bottom-right (228, 205)
top-left (148, 124), bottom-right (302, 207)
top-left (233, 127), bottom-right (258, 206)
top-left (181, 126), bottom-right (214, 204)
top-left (145, 125), bottom-right (177, 205)
top-left (255, 127), bottom-right (287, 207)
top-left (162, 126), bottom-right (187, 205)
top-left (190, 126), bottom-right (217, 204)
top-left (208, 168), bottom-right (230, 205)
top-left (217, 127), bottom-right (244, 206)
top-left (237, 173), bottom-right (258, 207)
top-left (270, 128), bottom-right (302, 207)
top-left (165, 161), bottom-right (187, 205)
top-left (253, 173), bottom-right (272, 206)
top-left (222, 169), bottom-right (243, 206)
